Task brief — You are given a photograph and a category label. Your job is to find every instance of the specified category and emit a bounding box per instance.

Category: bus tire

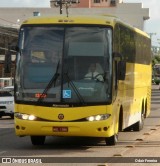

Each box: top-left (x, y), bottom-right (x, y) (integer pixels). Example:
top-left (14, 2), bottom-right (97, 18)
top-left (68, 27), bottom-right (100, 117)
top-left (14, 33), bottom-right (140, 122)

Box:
top-left (30, 136), bottom-right (46, 145)
top-left (105, 134), bottom-right (118, 146)
top-left (132, 112), bottom-right (144, 131)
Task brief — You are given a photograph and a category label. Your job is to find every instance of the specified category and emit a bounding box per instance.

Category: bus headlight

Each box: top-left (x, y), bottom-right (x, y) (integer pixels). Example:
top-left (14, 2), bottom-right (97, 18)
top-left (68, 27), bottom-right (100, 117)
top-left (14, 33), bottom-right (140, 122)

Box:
top-left (86, 114), bottom-right (111, 121)
top-left (15, 113), bottom-right (37, 121)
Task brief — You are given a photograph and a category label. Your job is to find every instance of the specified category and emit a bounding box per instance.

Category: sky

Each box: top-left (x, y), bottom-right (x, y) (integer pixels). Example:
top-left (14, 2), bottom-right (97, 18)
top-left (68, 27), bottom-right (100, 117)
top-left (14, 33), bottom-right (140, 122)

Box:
top-left (0, 0), bottom-right (50, 8)
top-left (0, 0), bottom-right (159, 46)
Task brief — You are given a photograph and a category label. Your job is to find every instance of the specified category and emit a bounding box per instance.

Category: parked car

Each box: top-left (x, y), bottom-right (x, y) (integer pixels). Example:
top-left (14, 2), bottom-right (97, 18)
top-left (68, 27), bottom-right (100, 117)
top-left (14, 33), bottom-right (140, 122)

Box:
top-left (0, 86), bottom-right (14, 119)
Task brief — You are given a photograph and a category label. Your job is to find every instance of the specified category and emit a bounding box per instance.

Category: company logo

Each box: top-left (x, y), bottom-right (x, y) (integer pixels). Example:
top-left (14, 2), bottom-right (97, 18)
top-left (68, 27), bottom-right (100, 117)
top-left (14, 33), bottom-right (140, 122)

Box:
top-left (2, 158), bottom-right (11, 163)
top-left (58, 113), bottom-right (64, 120)
top-left (1, 157), bottom-right (42, 164)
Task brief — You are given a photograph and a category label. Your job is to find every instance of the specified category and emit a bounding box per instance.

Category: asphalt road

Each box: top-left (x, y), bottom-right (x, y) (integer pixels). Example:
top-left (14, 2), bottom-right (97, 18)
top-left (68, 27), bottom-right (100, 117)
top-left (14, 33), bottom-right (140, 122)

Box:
top-left (0, 84), bottom-right (160, 166)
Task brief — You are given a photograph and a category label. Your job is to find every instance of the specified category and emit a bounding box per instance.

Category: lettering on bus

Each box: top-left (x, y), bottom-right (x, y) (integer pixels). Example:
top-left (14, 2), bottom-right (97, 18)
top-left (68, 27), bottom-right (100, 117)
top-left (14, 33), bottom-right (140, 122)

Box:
top-left (35, 93), bottom-right (47, 98)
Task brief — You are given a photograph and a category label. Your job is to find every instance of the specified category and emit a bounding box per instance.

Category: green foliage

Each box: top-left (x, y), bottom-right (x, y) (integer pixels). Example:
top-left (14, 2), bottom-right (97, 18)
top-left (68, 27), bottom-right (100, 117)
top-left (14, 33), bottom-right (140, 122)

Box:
top-left (152, 55), bottom-right (160, 67)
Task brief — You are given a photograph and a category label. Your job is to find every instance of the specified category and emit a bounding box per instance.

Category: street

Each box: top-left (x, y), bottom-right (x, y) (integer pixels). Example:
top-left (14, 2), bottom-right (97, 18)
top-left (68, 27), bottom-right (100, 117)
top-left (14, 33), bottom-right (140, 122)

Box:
top-left (0, 84), bottom-right (160, 166)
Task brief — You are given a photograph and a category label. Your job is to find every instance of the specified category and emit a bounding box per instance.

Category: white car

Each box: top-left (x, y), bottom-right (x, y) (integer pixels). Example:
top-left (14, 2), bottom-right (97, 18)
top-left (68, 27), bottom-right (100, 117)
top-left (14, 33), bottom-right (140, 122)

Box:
top-left (0, 86), bottom-right (14, 119)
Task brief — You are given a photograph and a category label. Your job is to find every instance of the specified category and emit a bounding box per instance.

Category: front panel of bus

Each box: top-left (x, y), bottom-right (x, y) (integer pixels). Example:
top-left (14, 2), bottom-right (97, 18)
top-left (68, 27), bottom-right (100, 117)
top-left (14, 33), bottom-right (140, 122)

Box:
top-left (14, 24), bottom-right (116, 137)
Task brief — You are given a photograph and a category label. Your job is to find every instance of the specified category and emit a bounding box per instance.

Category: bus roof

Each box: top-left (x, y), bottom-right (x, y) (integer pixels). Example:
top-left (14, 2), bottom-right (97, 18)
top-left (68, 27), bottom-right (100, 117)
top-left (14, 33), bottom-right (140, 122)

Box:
top-left (23, 15), bottom-right (116, 25)
top-left (22, 15), bottom-right (150, 39)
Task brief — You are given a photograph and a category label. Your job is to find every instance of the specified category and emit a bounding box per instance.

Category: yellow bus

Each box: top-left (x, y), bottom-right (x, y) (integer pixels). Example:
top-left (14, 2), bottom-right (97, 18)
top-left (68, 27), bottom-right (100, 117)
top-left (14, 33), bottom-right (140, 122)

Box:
top-left (12, 15), bottom-right (151, 146)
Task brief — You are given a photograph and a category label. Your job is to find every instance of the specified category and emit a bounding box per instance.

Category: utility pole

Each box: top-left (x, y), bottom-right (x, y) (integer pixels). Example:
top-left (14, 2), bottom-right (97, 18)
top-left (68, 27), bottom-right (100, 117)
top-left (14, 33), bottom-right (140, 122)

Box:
top-left (60, 0), bottom-right (63, 14)
top-left (51, 0), bottom-right (80, 16)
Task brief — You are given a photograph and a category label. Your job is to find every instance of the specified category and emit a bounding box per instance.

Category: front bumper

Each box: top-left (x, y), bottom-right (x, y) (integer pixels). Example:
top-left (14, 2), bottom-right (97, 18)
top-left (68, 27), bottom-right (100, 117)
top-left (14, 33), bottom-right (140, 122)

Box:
top-left (15, 118), bottom-right (114, 138)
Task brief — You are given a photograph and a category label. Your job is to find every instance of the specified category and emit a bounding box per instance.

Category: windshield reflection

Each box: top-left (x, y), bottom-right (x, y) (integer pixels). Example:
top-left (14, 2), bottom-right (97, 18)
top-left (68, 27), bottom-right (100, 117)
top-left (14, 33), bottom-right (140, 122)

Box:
top-left (15, 26), bottom-right (112, 106)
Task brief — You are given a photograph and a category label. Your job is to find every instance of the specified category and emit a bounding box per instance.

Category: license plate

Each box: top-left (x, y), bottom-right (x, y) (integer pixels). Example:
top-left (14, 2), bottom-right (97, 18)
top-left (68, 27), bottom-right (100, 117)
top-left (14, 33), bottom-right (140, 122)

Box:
top-left (53, 127), bottom-right (68, 132)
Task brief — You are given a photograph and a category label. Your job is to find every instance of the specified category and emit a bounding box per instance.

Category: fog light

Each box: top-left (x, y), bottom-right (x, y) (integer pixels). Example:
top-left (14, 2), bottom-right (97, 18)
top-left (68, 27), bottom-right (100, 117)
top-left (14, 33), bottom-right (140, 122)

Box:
top-left (16, 125), bottom-right (20, 129)
top-left (103, 127), bottom-right (108, 131)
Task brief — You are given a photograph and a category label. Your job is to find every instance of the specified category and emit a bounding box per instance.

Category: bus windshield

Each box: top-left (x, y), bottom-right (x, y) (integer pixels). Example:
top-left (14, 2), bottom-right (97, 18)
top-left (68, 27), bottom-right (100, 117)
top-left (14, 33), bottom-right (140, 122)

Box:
top-left (15, 25), bottom-right (112, 105)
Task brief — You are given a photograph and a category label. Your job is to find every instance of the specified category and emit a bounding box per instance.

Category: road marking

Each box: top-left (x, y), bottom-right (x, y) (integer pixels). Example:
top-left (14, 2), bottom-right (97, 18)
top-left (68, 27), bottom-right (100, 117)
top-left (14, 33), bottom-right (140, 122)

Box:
top-left (0, 119), bottom-right (14, 128)
top-left (0, 123), bottom-right (14, 128)
top-left (0, 126), bottom-right (14, 128)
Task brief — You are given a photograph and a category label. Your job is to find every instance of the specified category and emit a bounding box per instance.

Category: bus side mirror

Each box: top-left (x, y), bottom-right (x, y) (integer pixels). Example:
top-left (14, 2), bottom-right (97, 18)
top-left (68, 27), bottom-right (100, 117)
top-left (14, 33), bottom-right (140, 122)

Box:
top-left (117, 61), bottom-right (126, 80)
top-left (113, 52), bottom-right (126, 80)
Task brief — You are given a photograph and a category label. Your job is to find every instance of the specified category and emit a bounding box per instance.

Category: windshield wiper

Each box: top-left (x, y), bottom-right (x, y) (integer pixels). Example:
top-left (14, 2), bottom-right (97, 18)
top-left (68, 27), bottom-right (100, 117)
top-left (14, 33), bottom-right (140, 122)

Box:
top-left (37, 60), bottom-right (60, 103)
top-left (64, 71), bottom-right (86, 106)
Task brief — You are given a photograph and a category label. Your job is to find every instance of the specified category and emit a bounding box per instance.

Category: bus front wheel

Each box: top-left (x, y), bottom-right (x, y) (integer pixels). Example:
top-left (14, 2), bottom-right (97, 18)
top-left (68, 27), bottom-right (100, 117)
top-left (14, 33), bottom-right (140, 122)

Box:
top-left (30, 136), bottom-right (46, 145)
top-left (105, 134), bottom-right (118, 146)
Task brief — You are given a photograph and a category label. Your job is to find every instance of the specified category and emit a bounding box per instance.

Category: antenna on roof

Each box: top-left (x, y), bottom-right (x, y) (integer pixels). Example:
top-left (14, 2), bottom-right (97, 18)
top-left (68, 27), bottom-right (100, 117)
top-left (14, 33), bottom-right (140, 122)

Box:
top-left (51, 0), bottom-right (80, 17)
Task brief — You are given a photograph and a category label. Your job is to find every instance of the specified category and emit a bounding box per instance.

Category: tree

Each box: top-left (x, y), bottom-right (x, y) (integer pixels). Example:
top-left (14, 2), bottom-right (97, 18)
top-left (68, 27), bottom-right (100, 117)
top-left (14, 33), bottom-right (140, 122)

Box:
top-left (152, 55), bottom-right (160, 67)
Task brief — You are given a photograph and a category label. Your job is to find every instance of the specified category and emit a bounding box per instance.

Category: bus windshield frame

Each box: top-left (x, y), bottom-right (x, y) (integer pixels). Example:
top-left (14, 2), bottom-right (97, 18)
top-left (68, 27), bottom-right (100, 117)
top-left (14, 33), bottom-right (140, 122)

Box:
top-left (15, 24), bottom-right (113, 106)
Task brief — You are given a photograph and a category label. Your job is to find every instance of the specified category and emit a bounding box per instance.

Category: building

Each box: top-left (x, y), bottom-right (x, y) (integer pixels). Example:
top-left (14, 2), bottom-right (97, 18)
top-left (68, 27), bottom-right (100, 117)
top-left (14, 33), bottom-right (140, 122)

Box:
top-left (51, 0), bottom-right (121, 8)
top-left (0, 1), bottom-right (149, 31)
top-left (50, 0), bottom-right (149, 30)
top-left (0, 0), bottom-right (149, 77)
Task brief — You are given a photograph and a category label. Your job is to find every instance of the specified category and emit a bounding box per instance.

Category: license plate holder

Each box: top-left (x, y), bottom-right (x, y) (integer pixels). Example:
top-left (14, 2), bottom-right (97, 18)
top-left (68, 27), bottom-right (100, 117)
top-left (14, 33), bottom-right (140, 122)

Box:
top-left (53, 126), bottom-right (68, 132)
